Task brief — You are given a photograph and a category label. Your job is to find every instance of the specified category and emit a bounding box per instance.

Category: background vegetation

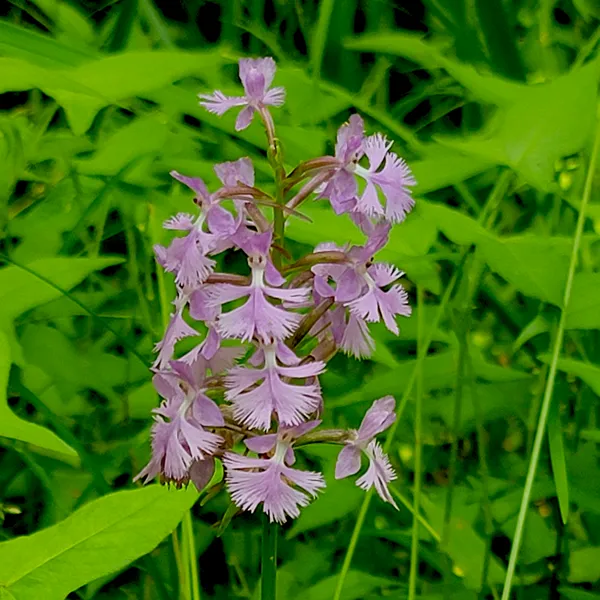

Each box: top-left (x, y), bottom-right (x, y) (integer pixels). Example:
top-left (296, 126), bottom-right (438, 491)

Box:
top-left (1, 0), bottom-right (600, 599)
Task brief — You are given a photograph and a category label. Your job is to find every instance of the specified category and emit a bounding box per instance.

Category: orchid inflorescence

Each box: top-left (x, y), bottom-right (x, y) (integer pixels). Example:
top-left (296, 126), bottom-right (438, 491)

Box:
top-left (135, 57), bottom-right (416, 524)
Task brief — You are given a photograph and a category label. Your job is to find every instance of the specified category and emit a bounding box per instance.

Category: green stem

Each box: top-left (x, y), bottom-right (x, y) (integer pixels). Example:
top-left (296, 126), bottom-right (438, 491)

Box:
top-left (500, 118), bottom-right (600, 600)
top-left (261, 513), bottom-right (278, 600)
top-left (408, 286), bottom-right (425, 600)
top-left (183, 512), bottom-right (201, 600)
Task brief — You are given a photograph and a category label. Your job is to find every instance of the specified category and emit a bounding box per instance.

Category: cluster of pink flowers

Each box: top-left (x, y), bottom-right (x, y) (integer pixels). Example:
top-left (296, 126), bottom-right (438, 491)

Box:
top-left (136, 57), bottom-right (415, 523)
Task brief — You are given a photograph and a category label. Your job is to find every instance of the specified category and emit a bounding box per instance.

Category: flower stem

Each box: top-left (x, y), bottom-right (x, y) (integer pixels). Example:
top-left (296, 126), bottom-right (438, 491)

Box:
top-left (500, 115), bottom-right (600, 600)
top-left (183, 512), bottom-right (201, 600)
top-left (261, 513), bottom-right (278, 600)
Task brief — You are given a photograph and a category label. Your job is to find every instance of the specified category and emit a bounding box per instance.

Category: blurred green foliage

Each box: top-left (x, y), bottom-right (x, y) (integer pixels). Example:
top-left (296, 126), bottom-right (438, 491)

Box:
top-left (1, 0), bottom-right (600, 599)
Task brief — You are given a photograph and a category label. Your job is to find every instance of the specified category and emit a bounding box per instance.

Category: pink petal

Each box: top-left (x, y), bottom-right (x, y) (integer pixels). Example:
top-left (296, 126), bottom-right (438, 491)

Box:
top-left (263, 86), bottom-right (285, 107)
top-left (335, 445), bottom-right (361, 479)
top-left (199, 90), bottom-right (247, 116)
top-left (357, 181), bottom-right (384, 217)
top-left (235, 105), bottom-right (255, 131)
top-left (192, 392), bottom-right (224, 427)
top-left (170, 171), bottom-right (210, 200)
top-left (163, 212), bottom-right (195, 230)
top-left (356, 441), bottom-right (398, 508)
top-left (364, 133), bottom-right (392, 172)
top-left (276, 360), bottom-right (326, 379)
top-left (368, 263), bottom-right (402, 287)
top-left (214, 157), bottom-right (255, 187)
top-left (225, 365), bottom-right (266, 398)
top-left (239, 57), bottom-right (276, 91)
top-left (230, 379), bottom-right (275, 430)
top-left (245, 434), bottom-right (278, 454)
top-left (205, 283), bottom-right (250, 307)
top-left (207, 205), bottom-right (236, 235)
top-left (189, 287), bottom-right (219, 321)
top-left (264, 284), bottom-right (311, 304)
top-left (335, 269), bottom-right (364, 303)
top-left (340, 314), bottom-right (375, 358)
top-left (357, 396), bottom-right (396, 442)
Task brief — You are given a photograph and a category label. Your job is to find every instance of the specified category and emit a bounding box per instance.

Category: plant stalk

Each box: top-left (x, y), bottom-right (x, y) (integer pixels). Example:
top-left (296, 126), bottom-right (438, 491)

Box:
top-left (261, 513), bottom-right (278, 600)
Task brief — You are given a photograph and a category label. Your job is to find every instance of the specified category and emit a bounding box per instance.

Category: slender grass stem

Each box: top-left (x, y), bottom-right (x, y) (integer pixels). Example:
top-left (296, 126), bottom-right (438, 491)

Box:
top-left (500, 118), bottom-right (600, 600)
top-left (261, 513), bottom-right (278, 600)
top-left (408, 286), bottom-right (425, 600)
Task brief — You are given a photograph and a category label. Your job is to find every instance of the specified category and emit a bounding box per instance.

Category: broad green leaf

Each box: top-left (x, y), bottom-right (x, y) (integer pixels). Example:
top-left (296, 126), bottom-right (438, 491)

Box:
top-left (0, 51), bottom-right (225, 134)
top-left (566, 273), bottom-right (600, 329)
top-left (75, 115), bottom-right (168, 178)
top-left (0, 257), bottom-right (123, 321)
top-left (420, 201), bottom-right (489, 246)
top-left (539, 355), bottom-right (600, 395)
top-left (569, 547), bottom-right (600, 583)
top-left (347, 32), bottom-right (600, 189)
top-left (0, 20), bottom-right (93, 68)
top-left (411, 151), bottom-right (492, 194)
top-left (478, 235), bottom-right (570, 305)
top-left (299, 570), bottom-right (399, 600)
top-left (434, 60), bottom-right (599, 190)
top-left (560, 588), bottom-right (600, 600)
top-left (421, 490), bottom-right (506, 589)
top-left (345, 32), bottom-right (527, 104)
top-left (0, 330), bottom-right (77, 462)
top-left (287, 446), bottom-right (363, 538)
top-left (20, 324), bottom-right (148, 413)
top-left (0, 486), bottom-right (198, 600)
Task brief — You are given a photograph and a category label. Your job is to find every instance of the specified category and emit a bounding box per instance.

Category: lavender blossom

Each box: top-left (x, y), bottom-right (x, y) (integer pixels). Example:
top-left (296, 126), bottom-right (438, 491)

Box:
top-left (206, 231), bottom-right (310, 343)
top-left (223, 422), bottom-right (325, 523)
top-left (335, 396), bottom-right (398, 507)
top-left (225, 341), bottom-right (325, 430)
top-left (134, 364), bottom-right (224, 487)
top-left (199, 57), bottom-right (285, 131)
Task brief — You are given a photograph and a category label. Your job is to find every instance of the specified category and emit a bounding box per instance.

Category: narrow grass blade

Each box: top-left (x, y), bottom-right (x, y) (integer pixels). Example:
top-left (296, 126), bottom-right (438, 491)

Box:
top-left (500, 117), bottom-right (600, 600)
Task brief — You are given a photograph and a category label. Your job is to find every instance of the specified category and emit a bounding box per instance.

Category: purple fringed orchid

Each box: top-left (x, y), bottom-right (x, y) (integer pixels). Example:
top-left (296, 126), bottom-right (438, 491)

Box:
top-left (309, 115), bottom-right (415, 224)
top-left (199, 57), bottom-right (285, 131)
top-left (135, 362), bottom-right (224, 487)
top-left (137, 55), bottom-right (415, 525)
top-left (225, 341), bottom-right (325, 430)
top-left (206, 230), bottom-right (309, 343)
top-left (223, 421), bottom-right (325, 523)
top-left (156, 158), bottom-right (255, 288)
top-left (335, 396), bottom-right (398, 507)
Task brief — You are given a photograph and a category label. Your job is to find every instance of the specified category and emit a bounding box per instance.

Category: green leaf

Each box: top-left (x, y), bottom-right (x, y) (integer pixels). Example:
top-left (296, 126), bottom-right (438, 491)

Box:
top-left (299, 570), bottom-right (399, 600)
top-left (566, 273), bottom-right (600, 329)
top-left (0, 486), bottom-right (198, 599)
top-left (421, 490), bottom-right (506, 590)
top-left (0, 257), bottom-right (123, 321)
top-left (478, 235), bottom-right (570, 305)
top-left (287, 446), bottom-right (363, 538)
top-left (0, 329), bottom-right (77, 462)
top-left (569, 547), bottom-right (600, 583)
top-left (539, 355), bottom-right (600, 395)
